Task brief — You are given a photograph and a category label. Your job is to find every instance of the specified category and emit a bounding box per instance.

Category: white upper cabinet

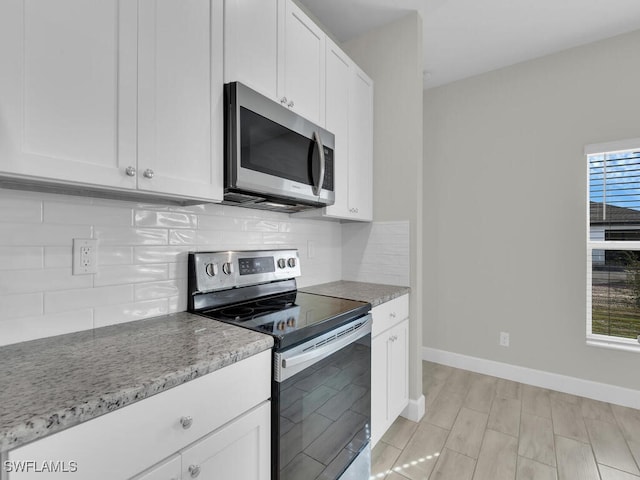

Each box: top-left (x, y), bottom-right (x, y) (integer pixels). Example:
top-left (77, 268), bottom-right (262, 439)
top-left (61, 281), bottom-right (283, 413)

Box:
top-left (137, 0), bottom-right (223, 201)
top-left (323, 41), bottom-right (351, 219)
top-left (347, 66), bottom-right (374, 221)
top-left (278, 0), bottom-right (325, 125)
top-left (224, 0), bottom-right (325, 125)
top-left (224, 0), bottom-right (278, 100)
top-left (307, 40), bottom-right (373, 222)
top-left (0, 0), bottom-right (223, 203)
top-left (0, 0), bottom-right (137, 189)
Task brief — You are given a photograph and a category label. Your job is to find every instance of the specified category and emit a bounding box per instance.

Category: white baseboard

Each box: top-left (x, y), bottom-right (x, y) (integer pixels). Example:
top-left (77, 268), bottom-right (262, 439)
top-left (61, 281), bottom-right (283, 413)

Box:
top-left (422, 347), bottom-right (640, 409)
top-left (401, 394), bottom-right (425, 422)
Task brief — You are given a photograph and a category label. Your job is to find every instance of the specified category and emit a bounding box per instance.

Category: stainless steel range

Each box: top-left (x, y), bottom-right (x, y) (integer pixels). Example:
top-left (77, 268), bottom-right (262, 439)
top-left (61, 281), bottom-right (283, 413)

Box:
top-left (187, 249), bottom-right (371, 480)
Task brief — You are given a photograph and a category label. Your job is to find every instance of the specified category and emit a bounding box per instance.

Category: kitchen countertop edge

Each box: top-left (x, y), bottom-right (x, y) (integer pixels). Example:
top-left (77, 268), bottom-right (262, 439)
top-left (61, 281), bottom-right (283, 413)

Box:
top-left (0, 312), bottom-right (273, 454)
top-left (301, 280), bottom-right (410, 307)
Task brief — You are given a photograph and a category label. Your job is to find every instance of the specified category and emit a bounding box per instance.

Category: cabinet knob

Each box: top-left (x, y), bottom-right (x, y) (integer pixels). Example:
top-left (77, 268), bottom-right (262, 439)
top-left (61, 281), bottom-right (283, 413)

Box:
top-left (188, 465), bottom-right (201, 478)
top-left (125, 166), bottom-right (136, 177)
top-left (180, 416), bottom-right (193, 429)
top-left (287, 100), bottom-right (294, 108)
top-left (390, 312), bottom-right (396, 319)
top-left (142, 168), bottom-right (155, 179)
top-left (280, 96), bottom-right (288, 105)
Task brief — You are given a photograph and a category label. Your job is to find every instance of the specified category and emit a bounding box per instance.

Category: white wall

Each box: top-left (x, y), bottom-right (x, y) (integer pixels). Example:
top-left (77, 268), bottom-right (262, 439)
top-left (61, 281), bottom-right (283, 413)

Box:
top-left (423, 29), bottom-right (640, 390)
top-left (343, 12), bottom-right (424, 406)
top-left (0, 188), bottom-right (342, 346)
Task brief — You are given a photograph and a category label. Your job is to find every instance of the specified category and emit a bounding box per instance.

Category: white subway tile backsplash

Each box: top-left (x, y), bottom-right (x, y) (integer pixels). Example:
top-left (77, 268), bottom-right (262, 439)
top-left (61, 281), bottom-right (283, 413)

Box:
top-left (94, 299), bottom-right (169, 328)
top-left (0, 247), bottom-right (44, 270)
top-left (95, 264), bottom-right (169, 287)
top-left (342, 221), bottom-right (410, 287)
top-left (134, 279), bottom-right (183, 301)
top-left (98, 246), bottom-right (134, 266)
top-left (0, 197), bottom-right (43, 223)
top-left (0, 224), bottom-right (92, 246)
top-left (169, 229), bottom-right (198, 245)
top-left (0, 189), bottom-right (343, 346)
top-left (0, 268), bottom-right (93, 294)
top-left (133, 246), bottom-right (190, 264)
top-left (44, 246), bottom-right (72, 268)
top-left (134, 210), bottom-right (198, 229)
top-left (45, 202), bottom-right (133, 226)
top-left (0, 309), bottom-right (93, 347)
top-left (95, 226), bottom-right (168, 245)
top-left (0, 293), bottom-right (43, 319)
top-left (45, 285), bottom-right (134, 313)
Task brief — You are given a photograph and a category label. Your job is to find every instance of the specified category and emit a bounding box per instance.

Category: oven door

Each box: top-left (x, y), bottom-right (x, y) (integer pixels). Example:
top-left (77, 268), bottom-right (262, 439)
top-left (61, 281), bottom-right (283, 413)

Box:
top-left (273, 315), bottom-right (371, 480)
top-left (225, 82), bottom-right (335, 206)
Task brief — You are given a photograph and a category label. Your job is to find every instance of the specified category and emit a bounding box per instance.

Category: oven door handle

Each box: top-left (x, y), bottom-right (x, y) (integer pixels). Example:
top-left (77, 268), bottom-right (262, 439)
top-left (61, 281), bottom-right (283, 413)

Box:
top-left (281, 321), bottom-right (370, 369)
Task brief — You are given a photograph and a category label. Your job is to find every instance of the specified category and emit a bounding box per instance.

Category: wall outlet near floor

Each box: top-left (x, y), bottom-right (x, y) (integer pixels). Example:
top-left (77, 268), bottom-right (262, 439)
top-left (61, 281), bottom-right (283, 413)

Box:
top-left (73, 238), bottom-right (98, 275)
top-left (499, 331), bottom-right (510, 347)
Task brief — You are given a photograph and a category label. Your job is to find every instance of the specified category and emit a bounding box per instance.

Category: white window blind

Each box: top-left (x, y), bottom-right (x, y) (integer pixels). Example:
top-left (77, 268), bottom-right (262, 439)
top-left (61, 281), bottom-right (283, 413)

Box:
top-left (587, 144), bottom-right (640, 351)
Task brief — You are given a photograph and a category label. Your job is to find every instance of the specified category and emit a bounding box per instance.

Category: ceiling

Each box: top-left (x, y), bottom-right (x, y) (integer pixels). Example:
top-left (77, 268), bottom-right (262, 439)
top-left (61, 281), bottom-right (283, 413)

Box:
top-left (297, 0), bottom-right (640, 89)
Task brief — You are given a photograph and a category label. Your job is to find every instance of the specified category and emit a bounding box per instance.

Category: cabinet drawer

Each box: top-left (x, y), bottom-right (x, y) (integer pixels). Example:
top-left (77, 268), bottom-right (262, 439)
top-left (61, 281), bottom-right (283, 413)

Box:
top-left (371, 294), bottom-right (409, 337)
top-left (7, 350), bottom-right (271, 480)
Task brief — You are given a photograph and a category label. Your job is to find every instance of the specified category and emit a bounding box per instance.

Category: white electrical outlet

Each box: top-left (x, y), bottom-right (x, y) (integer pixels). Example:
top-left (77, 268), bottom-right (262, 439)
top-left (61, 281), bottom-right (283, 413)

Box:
top-left (499, 331), bottom-right (510, 347)
top-left (73, 238), bottom-right (98, 275)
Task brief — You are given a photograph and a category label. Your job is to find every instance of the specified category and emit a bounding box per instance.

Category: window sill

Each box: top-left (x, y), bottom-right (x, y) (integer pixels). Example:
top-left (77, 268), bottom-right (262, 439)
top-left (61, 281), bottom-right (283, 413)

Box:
top-left (586, 336), bottom-right (640, 353)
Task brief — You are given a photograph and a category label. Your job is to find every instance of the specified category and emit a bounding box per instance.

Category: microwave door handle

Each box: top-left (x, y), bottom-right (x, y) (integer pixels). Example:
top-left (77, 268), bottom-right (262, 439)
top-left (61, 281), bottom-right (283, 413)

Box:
top-left (312, 131), bottom-right (325, 196)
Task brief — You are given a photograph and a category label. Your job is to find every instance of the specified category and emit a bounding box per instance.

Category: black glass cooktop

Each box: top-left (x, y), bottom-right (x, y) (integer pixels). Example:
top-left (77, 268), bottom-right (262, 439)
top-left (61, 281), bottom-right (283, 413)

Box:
top-left (198, 291), bottom-right (370, 350)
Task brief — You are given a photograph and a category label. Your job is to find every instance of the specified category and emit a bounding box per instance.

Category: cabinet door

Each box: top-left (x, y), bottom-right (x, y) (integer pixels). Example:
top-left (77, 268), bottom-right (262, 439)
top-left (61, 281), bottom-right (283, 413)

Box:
top-left (347, 67), bottom-right (374, 221)
top-left (131, 455), bottom-right (181, 480)
top-left (371, 333), bottom-right (388, 447)
top-left (0, 0), bottom-right (137, 189)
top-left (180, 402), bottom-right (270, 480)
top-left (137, 0), bottom-right (223, 201)
top-left (279, 0), bottom-right (325, 125)
top-left (324, 40), bottom-right (351, 218)
top-left (388, 319), bottom-right (409, 420)
top-left (224, 0), bottom-right (278, 100)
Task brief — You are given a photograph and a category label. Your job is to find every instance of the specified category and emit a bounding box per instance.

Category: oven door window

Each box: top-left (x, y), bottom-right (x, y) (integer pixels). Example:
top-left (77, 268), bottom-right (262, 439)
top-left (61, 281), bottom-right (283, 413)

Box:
top-left (276, 334), bottom-right (371, 480)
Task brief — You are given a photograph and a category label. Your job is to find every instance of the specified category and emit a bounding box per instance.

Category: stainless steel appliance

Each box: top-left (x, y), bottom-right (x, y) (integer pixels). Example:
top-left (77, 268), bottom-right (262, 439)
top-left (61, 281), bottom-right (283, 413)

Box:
top-left (224, 82), bottom-right (335, 213)
top-left (188, 249), bottom-right (371, 480)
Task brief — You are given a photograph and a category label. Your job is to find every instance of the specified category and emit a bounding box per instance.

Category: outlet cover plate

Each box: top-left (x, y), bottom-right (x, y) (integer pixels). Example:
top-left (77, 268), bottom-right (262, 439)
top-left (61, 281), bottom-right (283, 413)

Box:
top-left (73, 238), bottom-right (98, 275)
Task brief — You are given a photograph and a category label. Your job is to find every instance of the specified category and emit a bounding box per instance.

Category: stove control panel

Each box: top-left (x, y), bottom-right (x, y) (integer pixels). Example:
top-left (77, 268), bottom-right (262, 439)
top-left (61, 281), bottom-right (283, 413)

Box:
top-left (189, 249), bottom-right (301, 293)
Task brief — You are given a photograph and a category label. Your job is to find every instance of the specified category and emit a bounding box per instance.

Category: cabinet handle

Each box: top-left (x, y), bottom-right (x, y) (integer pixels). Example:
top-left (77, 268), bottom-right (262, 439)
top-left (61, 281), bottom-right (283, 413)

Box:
top-left (142, 168), bottom-right (154, 179)
top-left (280, 96), bottom-right (288, 105)
top-left (287, 100), bottom-right (294, 108)
top-left (125, 166), bottom-right (136, 177)
top-left (180, 416), bottom-right (193, 429)
top-left (188, 465), bottom-right (201, 478)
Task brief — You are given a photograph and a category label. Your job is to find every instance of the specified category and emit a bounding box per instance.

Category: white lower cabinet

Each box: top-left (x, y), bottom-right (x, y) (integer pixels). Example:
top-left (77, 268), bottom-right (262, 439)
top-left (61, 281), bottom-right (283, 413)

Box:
top-left (6, 350), bottom-right (271, 480)
top-left (133, 401), bottom-right (270, 480)
top-left (371, 295), bottom-right (409, 447)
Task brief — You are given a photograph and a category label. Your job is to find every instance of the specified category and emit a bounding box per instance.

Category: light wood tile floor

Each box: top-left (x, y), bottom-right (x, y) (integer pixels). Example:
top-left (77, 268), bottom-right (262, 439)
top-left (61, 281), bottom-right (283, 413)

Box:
top-left (371, 361), bottom-right (640, 480)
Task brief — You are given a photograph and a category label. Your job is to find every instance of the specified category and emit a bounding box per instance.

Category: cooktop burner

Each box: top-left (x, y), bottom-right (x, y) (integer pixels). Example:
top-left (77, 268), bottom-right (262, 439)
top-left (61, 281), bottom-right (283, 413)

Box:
top-left (198, 291), bottom-right (369, 348)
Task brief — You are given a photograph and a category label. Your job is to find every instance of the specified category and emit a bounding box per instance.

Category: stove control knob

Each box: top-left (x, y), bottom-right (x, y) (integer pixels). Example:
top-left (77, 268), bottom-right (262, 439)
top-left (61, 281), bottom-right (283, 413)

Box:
top-left (205, 263), bottom-right (218, 277)
top-left (287, 257), bottom-right (297, 268)
top-left (222, 262), bottom-right (234, 275)
top-left (277, 258), bottom-right (286, 269)
top-left (277, 320), bottom-right (286, 331)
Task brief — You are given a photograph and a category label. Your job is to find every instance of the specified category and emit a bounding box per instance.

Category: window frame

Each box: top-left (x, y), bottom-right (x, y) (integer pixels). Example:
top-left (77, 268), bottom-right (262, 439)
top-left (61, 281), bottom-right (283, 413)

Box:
top-left (586, 138), bottom-right (640, 352)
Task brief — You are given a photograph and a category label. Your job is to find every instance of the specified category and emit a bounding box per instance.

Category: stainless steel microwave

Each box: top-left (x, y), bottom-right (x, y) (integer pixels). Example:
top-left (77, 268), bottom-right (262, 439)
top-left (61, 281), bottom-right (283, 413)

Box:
top-left (223, 82), bottom-right (335, 213)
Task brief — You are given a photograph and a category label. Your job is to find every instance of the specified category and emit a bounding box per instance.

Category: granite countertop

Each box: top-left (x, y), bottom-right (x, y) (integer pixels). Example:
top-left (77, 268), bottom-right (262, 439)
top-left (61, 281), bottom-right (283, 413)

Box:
top-left (301, 280), bottom-right (410, 307)
top-left (0, 312), bottom-right (273, 453)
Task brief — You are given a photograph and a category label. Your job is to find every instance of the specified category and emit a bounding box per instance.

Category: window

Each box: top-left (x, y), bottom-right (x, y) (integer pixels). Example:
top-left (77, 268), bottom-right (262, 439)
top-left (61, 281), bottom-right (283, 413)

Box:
top-left (587, 138), bottom-right (640, 350)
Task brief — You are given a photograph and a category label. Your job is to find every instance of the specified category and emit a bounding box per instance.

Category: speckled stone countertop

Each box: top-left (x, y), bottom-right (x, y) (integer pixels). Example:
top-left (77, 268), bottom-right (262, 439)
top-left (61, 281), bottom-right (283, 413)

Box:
top-left (301, 281), bottom-right (410, 307)
top-left (0, 312), bottom-right (273, 453)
